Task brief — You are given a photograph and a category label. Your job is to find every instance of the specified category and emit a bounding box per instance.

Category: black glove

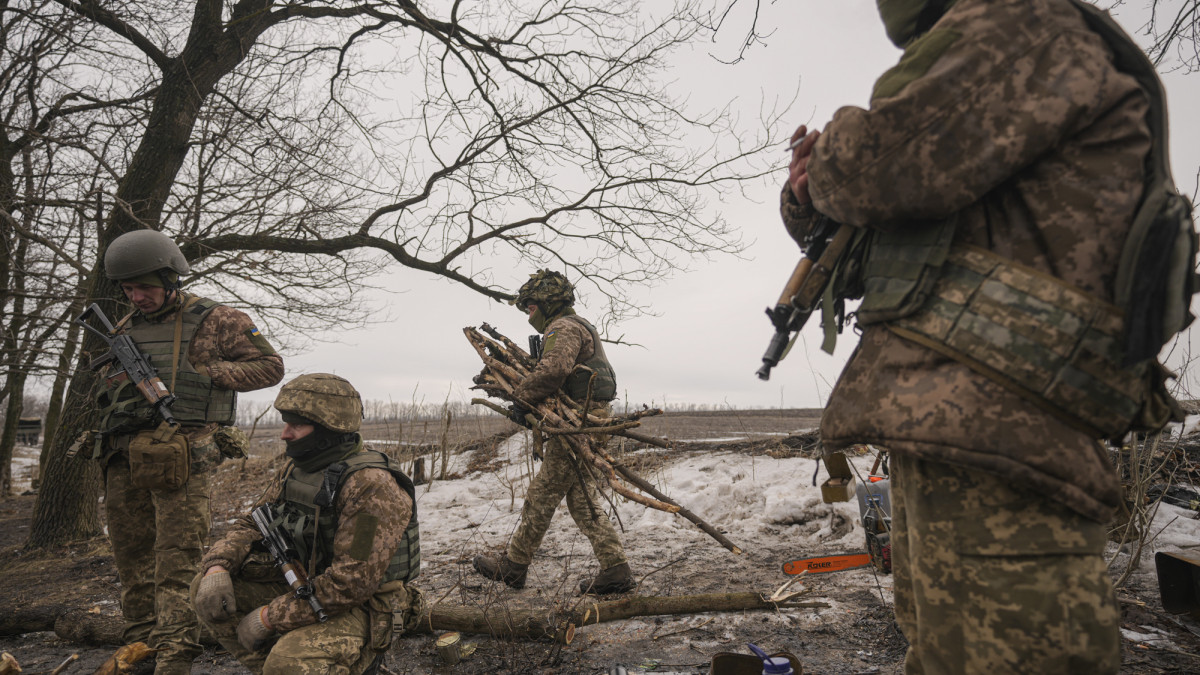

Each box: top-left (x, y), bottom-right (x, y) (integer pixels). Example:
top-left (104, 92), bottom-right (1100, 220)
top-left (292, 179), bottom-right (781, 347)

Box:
top-left (509, 403), bottom-right (533, 429)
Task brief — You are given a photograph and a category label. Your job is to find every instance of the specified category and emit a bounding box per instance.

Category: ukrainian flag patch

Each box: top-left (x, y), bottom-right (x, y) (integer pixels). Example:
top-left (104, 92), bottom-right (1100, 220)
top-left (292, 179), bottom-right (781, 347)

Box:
top-left (244, 326), bottom-right (276, 355)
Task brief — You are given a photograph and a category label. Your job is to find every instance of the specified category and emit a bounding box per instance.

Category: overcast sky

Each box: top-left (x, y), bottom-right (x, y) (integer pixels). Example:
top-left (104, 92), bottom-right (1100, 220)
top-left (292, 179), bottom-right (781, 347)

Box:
top-left (239, 0), bottom-right (1200, 416)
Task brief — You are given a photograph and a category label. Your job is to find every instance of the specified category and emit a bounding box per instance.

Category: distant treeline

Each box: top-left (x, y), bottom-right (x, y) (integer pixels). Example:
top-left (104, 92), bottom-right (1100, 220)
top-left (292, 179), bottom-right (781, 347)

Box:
top-left (235, 397), bottom-right (824, 427)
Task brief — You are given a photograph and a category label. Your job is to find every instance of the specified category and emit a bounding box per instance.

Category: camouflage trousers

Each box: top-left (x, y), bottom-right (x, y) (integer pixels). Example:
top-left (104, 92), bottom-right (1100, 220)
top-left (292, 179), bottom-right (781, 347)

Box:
top-left (188, 569), bottom-right (404, 675)
top-left (890, 453), bottom-right (1120, 675)
top-left (105, 452), bottom-right (210, 673)
top-left (507, 430), bottom-right (627, 569)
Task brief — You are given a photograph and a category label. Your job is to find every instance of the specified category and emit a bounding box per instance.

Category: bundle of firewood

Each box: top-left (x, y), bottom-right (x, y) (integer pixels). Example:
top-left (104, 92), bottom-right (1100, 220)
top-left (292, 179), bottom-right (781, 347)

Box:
top-left (465, 323), bottom-right (742, 554)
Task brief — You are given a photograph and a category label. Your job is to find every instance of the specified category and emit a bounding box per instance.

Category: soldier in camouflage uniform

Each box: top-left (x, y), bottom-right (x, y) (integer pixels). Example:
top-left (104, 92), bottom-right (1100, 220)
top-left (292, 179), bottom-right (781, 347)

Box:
top-left (473, 270), bottom-right (635, 595)
top-left (96, 230), bottom-right (284, 675)
top-left (192, 374), bottom-right (421, 675)
top-left (777, 0), bottom-right (1185, 672)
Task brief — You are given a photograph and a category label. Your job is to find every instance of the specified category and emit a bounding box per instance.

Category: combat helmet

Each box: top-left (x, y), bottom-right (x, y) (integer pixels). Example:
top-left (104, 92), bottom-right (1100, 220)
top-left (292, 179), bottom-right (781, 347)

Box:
top-left (514, 269), bottom-right (575, 312)
top-left (274, 373), bottom-right (364, 433)
top-left (104, 230), bottom-right (190, 284)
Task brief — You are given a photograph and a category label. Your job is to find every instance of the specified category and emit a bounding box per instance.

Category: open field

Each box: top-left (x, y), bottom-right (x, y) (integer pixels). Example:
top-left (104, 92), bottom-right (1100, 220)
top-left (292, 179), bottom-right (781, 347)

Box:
top-left (1, 408), bottom-right (1198, 674)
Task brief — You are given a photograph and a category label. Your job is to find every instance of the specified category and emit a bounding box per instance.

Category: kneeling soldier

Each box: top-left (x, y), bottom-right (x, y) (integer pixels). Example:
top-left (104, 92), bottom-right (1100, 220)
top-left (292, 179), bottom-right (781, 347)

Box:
top-left (192, 374), bottom-right (421, 675)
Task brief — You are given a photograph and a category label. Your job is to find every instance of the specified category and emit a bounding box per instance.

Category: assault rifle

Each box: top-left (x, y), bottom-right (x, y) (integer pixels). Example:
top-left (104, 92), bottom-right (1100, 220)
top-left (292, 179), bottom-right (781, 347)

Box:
top-left (756, 217), bottom-right (857, 381)
top-left (251, 504), bottom-right (329, 623)
top-left (76, 303), bottom-right (177, 425)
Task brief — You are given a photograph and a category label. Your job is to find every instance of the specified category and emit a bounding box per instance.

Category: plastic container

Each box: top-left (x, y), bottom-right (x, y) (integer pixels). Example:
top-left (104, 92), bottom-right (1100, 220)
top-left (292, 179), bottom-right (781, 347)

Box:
top-left (855, 477), bottom-right (891, 524)
top-left (748, 643), bottom-right (794, 675)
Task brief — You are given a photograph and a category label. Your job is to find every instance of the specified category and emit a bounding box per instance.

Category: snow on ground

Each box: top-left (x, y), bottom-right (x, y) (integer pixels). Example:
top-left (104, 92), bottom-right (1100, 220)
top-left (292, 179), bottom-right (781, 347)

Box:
top-left (406, 430), bottom-right (901, 672)
top-left (415, 431), bottom-right (874, 579)
top-left (402, 428), bottom-right (1200, 672)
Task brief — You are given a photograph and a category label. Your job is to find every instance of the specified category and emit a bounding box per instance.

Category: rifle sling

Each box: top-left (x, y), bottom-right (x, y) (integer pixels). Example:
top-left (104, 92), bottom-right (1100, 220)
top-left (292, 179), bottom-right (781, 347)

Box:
top-left (169, 295), bottom-right (202, 395)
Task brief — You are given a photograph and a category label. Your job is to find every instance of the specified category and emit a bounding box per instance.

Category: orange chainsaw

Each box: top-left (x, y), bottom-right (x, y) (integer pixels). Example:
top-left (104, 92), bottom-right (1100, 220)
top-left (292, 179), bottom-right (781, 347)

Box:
top-left (782, 553), bottom-right (873, 575)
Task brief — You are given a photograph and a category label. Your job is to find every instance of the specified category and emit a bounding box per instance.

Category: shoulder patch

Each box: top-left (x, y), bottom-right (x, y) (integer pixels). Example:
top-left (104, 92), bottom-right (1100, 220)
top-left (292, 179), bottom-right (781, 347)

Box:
top-left (872, 28), bottom-right (962, 102)
top-left (543, 330), bottom-right (557, 353)
top-left (349, 513), bottom-right (379, 561)
top-left (244, 326), bottom-right (277, 356)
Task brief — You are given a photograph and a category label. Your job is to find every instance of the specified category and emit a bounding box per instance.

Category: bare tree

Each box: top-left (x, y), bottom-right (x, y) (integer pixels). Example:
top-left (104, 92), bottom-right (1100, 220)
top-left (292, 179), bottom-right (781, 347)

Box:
top-left (22, 0), bottom-right (782, 546)
top-left (1108, 0), bottom-right (1200, 70)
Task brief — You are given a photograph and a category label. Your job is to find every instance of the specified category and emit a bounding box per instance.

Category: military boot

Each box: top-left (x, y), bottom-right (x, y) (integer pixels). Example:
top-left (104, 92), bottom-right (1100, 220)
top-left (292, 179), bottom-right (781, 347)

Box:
top-left (579, 562), bottom-right (636, 595)
top-left (472, 554), bottom-right (528, 589)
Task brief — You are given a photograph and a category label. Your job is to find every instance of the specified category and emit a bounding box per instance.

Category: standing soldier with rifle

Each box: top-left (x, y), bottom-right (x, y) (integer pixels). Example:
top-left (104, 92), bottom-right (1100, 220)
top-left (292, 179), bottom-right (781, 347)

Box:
top-left (192, 374), bottom-right (422, 675)
top-left (773, 1), bottom-right (1195, 673)
top-left (86, 229), bottom-right (284, 675)
top-left (472, 269), bottom-right (636, 595)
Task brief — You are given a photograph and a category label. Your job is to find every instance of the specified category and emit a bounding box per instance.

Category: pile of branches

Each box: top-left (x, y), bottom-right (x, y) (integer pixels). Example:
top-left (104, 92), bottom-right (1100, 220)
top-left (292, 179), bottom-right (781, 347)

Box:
top-left (465, 323), bottom-right (742, 554)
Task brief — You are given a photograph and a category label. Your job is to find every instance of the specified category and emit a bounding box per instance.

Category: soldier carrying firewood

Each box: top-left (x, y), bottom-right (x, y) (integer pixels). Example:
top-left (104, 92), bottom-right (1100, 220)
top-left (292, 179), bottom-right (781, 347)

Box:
top-left (472, 269), bottom-right (637, 595)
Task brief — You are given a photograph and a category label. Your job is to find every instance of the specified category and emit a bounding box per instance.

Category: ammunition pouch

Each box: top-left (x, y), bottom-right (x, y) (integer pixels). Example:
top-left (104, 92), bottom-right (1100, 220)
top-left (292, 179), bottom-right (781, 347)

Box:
top-left (366, 581), bottom-right (423, 653)
top-left (190, 425), bottom-right (251, 475)
top-left (239, 550), bottom-right (286, 584)
top-left (128, 421), bottom-right (190, 491)
top-left (885, 244), bottom-right (1183, 438)
top-left (215, 425), bottom-right (250, 460)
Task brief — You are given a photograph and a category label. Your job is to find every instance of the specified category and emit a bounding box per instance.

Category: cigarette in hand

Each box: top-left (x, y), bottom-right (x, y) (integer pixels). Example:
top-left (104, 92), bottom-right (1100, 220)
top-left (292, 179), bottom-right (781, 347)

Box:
top-left (786, 131), bottom-right (817, 152)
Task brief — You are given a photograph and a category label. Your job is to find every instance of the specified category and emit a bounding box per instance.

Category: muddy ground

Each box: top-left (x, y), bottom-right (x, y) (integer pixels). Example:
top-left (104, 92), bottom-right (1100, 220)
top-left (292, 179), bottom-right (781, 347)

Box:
top-left (2, 409), bottom-right (1199, 674)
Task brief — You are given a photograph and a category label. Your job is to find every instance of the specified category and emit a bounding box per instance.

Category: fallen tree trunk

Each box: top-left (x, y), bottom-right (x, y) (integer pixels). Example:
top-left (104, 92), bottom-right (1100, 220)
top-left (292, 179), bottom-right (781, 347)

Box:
top-left (410, 592), bottom-right (830, 642)
top-left (4, 592), bottom-right (828, 646)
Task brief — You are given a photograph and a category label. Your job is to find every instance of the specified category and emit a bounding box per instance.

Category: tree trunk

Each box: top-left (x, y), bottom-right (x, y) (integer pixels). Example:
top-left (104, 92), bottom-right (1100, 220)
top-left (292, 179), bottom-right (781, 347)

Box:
top-left (26, 273), bottom-right (110, 547)
top-left (38, 294), bottom-right (87, 488)
top-left (0, 370), bottom-right (27, 497)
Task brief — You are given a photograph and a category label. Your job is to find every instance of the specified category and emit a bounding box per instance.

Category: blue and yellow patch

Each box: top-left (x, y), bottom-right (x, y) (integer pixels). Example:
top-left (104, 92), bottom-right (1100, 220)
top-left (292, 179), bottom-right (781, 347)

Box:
top-left (244, 326), bottom-right (276, 355)
top-left (544, 330), bottom-right (558, 353)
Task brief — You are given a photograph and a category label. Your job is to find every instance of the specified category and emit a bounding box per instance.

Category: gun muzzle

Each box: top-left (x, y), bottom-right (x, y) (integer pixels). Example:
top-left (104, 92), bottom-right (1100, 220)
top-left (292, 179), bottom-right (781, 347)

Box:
top-left (756, 330), bottom-right (791, 381)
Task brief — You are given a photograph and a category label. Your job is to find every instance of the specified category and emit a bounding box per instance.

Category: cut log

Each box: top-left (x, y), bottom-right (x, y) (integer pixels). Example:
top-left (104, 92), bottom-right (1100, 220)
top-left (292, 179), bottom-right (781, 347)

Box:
top-left (409, 592), bottom-right (829, 641)
top-left (55, 608), bottom-right (123, 646)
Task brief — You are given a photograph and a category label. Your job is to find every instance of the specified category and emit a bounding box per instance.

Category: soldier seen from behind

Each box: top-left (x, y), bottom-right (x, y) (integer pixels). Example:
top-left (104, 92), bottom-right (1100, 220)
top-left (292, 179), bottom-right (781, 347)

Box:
top-left (473, 269), bottom-right (636, 595)
top-left (778, 0), bottom-right (1195, 673)
top-left (192, 373), bottom-right (422, 675)
top-left (93, 229), bottom-right (284, 675)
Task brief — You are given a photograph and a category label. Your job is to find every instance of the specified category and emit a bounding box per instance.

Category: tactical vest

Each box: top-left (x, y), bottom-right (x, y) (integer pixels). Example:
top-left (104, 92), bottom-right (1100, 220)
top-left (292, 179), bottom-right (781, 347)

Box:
top-left (278, 445), bottom-right (421, 585)
top-left (844, 2), bottom-right (1194, 439)
top-left (559, 316), bottom-right (617, 403)
top-left (97, 295), bottom-right (236, 433)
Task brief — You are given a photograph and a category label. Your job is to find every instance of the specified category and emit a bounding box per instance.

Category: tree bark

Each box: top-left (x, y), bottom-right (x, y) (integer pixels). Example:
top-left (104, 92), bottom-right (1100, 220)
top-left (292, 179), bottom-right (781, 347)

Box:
top-left (38, 294), bottom-right (87, 486)
top-left (0, 371), bottom-right (27, 497)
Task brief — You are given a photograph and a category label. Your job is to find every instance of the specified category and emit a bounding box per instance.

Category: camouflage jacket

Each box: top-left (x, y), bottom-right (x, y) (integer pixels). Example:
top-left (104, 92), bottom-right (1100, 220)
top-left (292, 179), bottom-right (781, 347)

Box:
top-left (513, 313), bottom-right (604, 405)
top-left (184, 300), bottom-right (284, 395)
top-left (781, 0), bottom-right (1150, 522)
top-left (200, 461), bottom-right (413, 631)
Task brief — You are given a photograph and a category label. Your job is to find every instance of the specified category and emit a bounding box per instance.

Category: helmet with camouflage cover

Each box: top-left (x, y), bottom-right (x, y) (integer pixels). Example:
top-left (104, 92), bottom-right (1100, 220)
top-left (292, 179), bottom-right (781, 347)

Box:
top-left (104, 230), bottom-right (190, 281)
top-left (274, 373), bottom-right (364, 433)
top-left (514, 269), bottom-right (575, 312)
